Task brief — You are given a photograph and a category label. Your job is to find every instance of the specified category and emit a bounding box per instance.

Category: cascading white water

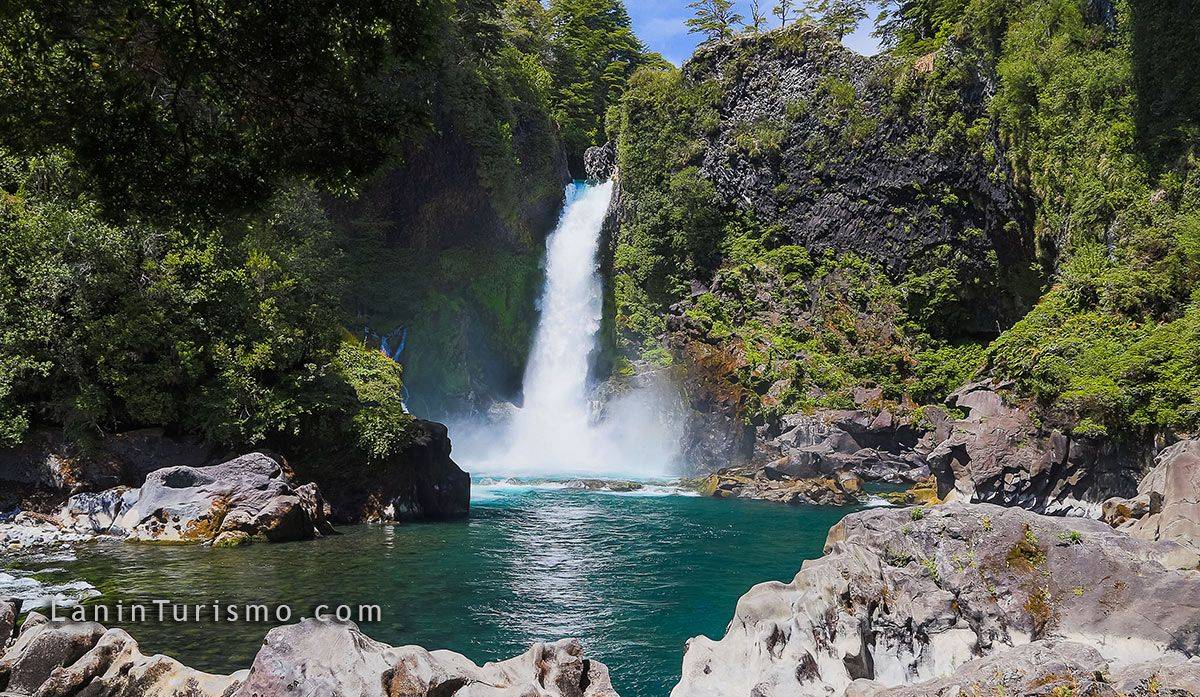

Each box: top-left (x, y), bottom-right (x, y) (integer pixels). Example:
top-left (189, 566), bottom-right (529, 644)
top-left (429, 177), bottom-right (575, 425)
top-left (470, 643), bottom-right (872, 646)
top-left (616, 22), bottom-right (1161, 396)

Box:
top-left (463, 182), bottom-right (683, 477)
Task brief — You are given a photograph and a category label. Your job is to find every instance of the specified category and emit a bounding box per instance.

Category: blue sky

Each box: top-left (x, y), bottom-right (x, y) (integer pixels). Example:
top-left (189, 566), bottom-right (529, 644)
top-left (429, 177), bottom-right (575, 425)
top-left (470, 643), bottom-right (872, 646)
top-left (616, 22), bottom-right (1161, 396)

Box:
top-left (624, 1), bottom-right (884, 65)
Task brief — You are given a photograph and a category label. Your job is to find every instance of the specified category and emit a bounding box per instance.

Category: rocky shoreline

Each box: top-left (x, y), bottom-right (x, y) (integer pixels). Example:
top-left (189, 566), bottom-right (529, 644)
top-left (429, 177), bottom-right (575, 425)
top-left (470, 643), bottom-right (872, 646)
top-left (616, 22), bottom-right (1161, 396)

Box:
top-left (0, 610), bottom-right (617, 697)
top-left (675, 500), bottom-right (1200, 696)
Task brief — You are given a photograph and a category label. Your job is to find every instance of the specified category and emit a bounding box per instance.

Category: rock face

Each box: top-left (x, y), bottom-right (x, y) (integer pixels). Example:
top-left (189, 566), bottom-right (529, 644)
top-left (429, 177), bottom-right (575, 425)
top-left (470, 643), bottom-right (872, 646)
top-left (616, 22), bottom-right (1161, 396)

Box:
top-left (702, 466), bottom-right (863, 506)
top-left (758, 410), bottom-right (930, 485)
top-left (847, 640), bottom-right (1200, 696)
top-left (319, 419), bottom-right (471, 523)
top-left (684, 27), bottom-right (1032, 306)
top-left (928, 382), bottom-right (1149, 515)
top-left (0, 615), bottom-right (617, 697)
top-left (584, 143), bottom-right (616, 183)
top-left (1104, 438), bottom-right (1200, 552)
top-left (672, 502), bottom-right (1200, 696)
top-left (0, 429), bottom-right (218, 512)
top-left (55, 452), bottom-right (335, 545)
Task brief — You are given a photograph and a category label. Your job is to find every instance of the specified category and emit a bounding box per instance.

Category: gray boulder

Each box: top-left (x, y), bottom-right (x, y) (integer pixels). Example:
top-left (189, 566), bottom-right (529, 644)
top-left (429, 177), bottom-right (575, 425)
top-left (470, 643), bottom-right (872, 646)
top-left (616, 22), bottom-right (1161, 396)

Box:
top-left (233, 619), bottom-right (618, 697)
top-left (106, 453), bottom-right (332, 544)
top-left (0, 614), bottom-right (243, 696)
top-left (927, 383), bottom-right (1147, 515)
top-left (0, 613), bottom-right (106, 694)
top-left (672, 502), bottom-right (1200, 696)
top-left (0, 599), bottom-right (18, 650)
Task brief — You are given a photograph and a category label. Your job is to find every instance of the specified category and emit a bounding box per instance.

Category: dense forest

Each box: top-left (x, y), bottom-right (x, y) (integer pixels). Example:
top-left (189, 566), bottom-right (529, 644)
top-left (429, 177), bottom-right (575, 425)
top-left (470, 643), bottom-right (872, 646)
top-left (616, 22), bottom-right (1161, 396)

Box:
top-left (0, 0), bottom-right (656, 470)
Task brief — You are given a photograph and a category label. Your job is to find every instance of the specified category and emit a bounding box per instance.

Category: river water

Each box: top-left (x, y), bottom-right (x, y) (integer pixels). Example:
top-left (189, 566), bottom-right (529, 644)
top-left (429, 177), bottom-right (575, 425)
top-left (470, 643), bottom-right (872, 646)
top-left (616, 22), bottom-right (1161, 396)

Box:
top-left (31, 483), bottom-right (853, 696)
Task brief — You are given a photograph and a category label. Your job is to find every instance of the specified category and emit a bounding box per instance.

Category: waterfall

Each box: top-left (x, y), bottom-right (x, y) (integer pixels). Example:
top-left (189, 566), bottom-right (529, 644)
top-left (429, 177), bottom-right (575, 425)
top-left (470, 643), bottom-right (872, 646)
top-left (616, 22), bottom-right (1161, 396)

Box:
top-left (461, 182), bottom-right (683, 478)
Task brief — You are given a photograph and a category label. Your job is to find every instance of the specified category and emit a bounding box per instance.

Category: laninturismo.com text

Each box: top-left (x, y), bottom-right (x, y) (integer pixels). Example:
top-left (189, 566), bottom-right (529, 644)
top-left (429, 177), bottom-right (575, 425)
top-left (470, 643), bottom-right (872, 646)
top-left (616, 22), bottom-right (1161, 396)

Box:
top-left (51, 600), bottom-right (382, 624)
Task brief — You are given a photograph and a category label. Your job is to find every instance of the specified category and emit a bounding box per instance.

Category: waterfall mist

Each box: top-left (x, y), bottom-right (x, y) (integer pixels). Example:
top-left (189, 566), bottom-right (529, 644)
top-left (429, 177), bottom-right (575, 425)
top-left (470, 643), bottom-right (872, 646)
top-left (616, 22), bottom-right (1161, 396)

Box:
top-left (453, 182), bottom-right (684, 478)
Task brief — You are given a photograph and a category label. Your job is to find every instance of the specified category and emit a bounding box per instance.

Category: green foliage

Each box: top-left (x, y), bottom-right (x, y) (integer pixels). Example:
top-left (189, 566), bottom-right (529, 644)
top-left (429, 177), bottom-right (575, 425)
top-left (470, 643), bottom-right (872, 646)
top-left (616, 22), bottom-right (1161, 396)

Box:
top-left (332, 339), bottom-right (416, 460)
top-left (687, 0), bottom-right (744, 41)
top-left (0, 0), bottom-right (441, 220)
top-left (0, 152), bottom-right (347, 448)
top-left (803, 0), bottom-right (869, 40)
top-left (547, 0), bottom-right (648, 171)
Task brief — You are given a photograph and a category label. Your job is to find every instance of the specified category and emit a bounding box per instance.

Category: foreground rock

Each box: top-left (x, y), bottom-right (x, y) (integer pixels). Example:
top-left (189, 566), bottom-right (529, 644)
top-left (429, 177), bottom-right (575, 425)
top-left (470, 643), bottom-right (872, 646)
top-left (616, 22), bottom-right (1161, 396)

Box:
top-left (52, 452), bottom-right (335, 546)
top-left (673, 502), bottom-right (1200, 696)
top-left (0, 614), bottom-right (617, 697)
top-left (847, 640), bottom-right (1200, 696)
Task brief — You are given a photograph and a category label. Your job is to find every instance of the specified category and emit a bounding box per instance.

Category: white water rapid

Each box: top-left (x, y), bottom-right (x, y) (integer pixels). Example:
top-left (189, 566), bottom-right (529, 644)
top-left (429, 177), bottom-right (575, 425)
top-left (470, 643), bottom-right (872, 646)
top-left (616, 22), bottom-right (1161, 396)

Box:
top-left (460, 182), bottom-right (683, 478)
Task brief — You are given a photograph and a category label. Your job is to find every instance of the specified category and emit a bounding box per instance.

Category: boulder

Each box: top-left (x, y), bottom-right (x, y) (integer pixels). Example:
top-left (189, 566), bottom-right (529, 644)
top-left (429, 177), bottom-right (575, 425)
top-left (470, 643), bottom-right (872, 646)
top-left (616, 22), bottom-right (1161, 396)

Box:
top-left (109, 452), bottom-right (331, 544)
top-left (0, 615), bottom-right (243, 696)
top-left (705, 466), bottom-right (863, 506)
top-left (672, 502), bottom-right (1200, 696)
top-left (234, 619), bottom-right (617, 697)
top-left (1104, 438), bottom-right (1200, 553)
top-left (0, 599), bottom-right (18, 649)
top-left (846, 640), bottom-right (1200, 696)
top-left (0, 613), bottom-right (106, 693)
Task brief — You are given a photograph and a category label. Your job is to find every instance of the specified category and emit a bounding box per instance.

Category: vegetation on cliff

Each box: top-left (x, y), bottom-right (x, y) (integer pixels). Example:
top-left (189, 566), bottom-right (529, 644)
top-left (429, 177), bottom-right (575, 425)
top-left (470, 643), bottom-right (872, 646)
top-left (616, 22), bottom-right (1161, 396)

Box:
top-left (607, 0), bottom-right (1198, 440)
top-left (0, 0), bottom-right (647, 457)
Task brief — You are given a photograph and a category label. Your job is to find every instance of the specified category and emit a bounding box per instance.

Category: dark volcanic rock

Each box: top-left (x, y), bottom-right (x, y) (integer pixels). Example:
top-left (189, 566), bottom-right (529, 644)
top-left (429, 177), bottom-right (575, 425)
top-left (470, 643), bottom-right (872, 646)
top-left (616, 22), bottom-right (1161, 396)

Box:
top-left (320, 419), bottom-right (470, 523)
top-left (0, 429), bottom-right (219, 512)
top-left (584, 143), bottom-right (617, 183)
top-left (684, 25), bottom-right (1035, 333)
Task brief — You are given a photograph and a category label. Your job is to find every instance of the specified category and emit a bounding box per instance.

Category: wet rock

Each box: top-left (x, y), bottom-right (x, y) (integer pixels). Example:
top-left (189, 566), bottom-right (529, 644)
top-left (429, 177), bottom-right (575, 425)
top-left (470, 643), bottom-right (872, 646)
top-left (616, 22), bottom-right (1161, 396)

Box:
top-left (584, 143), bottom-right (617, 183)
top-left (672, 502), bottom-right (1200, 696)
top-left (564, 479), bottom-right (643, 492)
top-left (321, 420), bottom-right (470, 523)
top-left (704, 465), bottom-right (863, 506)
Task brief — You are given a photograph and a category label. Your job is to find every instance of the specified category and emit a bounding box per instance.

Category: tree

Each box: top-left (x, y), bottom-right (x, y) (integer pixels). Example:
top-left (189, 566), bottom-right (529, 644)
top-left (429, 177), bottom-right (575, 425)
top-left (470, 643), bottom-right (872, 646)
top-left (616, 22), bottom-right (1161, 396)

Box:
top-left (805, 0), bottom-right (869, 39)
top-left (686, 0), bottom-right (744, 41)
top-left (0, 0), bottom-right (443, 221)
top-left (454, 0), bottom-right (505, 57)
top-left (743, 0), bottom-right (769, 33)
top-left (547, 0), bottom-right (647, 174)
top-left (774, 0), bottom-right (798, 26)
top-left (502, 0), bottom-right (552, 56)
